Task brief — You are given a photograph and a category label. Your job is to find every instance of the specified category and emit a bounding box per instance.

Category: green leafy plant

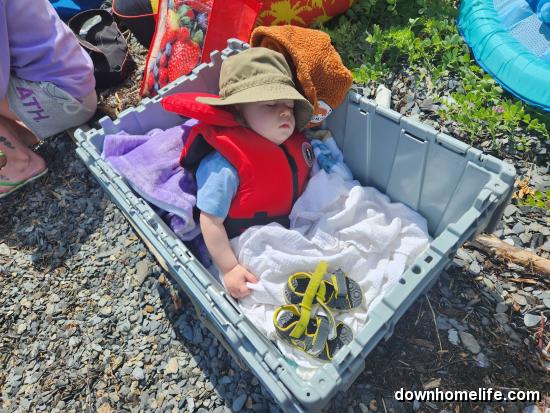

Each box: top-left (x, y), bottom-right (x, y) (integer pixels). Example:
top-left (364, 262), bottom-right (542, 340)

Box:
top-left (323, 0), bottom-right (549, 161)
top-left (519, 190), bottom-right (550, 209)
top-left (513, 178), bottom-right (550, 210)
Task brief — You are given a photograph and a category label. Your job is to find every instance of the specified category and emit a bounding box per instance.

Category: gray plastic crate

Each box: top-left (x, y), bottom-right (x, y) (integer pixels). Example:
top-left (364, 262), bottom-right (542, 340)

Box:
top-left (74, 39), bottom-right (516, 412)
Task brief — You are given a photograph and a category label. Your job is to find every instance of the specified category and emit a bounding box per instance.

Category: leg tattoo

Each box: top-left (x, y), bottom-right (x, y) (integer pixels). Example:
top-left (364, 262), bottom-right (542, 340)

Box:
top-left (0, 136), bottom-right (15, 150)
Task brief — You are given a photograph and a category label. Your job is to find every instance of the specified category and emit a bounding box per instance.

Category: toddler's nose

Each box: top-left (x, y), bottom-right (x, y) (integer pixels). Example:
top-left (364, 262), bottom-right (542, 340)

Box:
top-left (280, 105), bottom-right (292, 117)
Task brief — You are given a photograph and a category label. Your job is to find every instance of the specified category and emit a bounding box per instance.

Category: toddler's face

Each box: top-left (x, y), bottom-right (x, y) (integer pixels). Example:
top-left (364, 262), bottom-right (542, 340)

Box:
top-left (238, 100), bottom-right (296, 145)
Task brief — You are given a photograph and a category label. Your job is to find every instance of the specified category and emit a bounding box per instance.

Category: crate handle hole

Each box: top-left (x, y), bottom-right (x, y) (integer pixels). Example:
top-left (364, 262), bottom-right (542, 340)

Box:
top-left (424, 255), bottom-right (433, 263)
top-left (406, 132), bottom-right (426, 143)
top-left (412, 265), bottom-right (421, 274)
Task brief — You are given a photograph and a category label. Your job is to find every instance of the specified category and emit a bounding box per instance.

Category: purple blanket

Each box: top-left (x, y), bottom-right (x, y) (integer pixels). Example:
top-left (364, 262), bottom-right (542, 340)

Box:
top-left (102, 120), bottom-right (200, 241)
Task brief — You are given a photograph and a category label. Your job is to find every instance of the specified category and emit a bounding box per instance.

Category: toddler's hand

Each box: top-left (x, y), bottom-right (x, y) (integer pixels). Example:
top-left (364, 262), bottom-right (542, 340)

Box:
top-left (223, 264), bottom-right (259, 299)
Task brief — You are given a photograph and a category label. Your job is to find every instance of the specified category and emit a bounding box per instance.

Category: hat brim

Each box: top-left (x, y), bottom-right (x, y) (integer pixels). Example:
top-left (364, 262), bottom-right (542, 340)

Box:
top-left (196, 83), bottom-right (313, 131)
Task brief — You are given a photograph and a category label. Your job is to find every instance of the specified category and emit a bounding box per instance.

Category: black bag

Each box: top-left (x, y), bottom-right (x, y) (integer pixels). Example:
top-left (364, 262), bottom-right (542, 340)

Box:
top-left (68, 9), bottom-right (130, 89)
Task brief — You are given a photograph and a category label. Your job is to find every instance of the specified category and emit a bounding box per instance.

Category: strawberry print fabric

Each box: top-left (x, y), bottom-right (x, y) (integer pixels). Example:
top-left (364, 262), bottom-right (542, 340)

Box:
top-left (141, 0), bottom-right (212, 97)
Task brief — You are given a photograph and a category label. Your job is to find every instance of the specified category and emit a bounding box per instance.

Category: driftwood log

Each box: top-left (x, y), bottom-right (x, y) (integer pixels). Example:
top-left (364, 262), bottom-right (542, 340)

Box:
top-left (469, 234), bottom-right (550, 277)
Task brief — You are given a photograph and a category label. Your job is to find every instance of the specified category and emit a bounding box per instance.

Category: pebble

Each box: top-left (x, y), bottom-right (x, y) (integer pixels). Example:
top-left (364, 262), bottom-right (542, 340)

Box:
top-left (494, 313), bottom-right (509, 324)
top-left (17, 323), bottom-right (27, 334)
top-left (469, 260), bottom-right (481, 275)
top-left (523, 314), bottom-right (542, 328)
top-left (519, 233), bottom-right (532, 244)
top-left (448, 318), bottom-right (466, 332)
top-left (448, 329), bottom-right (459, 346)
top-left (100, 306), bottom-right (112, 316)
top-left (456, 248), bottom-right (474, 263)
top-left (475, 352), bottom-right (490, 368)
top-left (0, 243), bottom-right (10, 256)
top-left (482, 277), bottom-right (495, 290)
top-left (369, 399), bottom-right (378, 411)
top-left (187, 397), bottom-right (195, 411)
top-left (134, 260), bottom-right (150, 286)
top-left (503, 204), bottom-right (518, 217)
top-left (165, 358), bottom-right (179, 374)
top-left (97, 403), bottom-right (112, 413)
top-left (132, 367), bottom-right (145, 381)
top-left (232, 393), bottom-right (247, 412)
top-left (511, 222), bottom-right (525, 234)
top-left (459, 331), bottom-right (481, 354)
top-left (511, 293), bottom-right (527, 306)
top-left (98, 295), bottom-right (111, 307)
top-left (495, 302), bottom-right (508, 313)
top-left (436, 315), bottom-right (452, 330)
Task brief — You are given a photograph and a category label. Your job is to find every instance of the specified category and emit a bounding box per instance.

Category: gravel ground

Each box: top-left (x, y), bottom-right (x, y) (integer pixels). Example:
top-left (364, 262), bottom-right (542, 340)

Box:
top-left (1, 33), bottom-right (549, 413)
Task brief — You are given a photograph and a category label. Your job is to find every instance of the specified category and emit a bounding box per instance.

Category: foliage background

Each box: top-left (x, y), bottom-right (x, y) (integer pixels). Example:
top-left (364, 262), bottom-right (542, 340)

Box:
top-left (320, 0), bottom-right (549, 162)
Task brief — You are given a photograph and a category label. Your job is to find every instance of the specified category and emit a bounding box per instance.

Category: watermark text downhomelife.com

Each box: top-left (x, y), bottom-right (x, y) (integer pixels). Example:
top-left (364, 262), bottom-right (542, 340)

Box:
top-left (395, 388), bottom-right (541, 402)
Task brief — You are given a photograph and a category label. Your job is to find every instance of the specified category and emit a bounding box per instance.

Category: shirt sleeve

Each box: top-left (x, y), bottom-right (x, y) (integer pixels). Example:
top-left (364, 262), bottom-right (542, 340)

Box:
top-left (0, 1), bottom-right (9, 99)
top-left (2, 0), bottom-right (95, 100)
top-left (196, 151), bottom-right (239, 219)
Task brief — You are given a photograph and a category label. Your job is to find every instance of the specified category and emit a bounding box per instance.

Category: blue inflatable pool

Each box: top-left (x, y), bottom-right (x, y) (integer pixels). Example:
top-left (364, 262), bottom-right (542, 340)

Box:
top-left (459, 0), bottom-right (550, 111)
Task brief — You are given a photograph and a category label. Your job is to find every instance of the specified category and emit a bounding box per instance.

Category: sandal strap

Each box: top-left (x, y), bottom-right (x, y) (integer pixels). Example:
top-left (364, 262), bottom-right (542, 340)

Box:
top-left (0, 180), bottom-right (25, 187)
top-left (317, 298), bottom-right (337, 340)
top-left (290, 261), bottom-right (328, 338)
top-left (303, 316), bottom-right (330, 356)
top-left (315, 281), bottom-right (328, 303)
top-left (274, 306), bottom-right (332, 357)
top-left (332, 269), bottom-right (348, 300)
top-left (273, 304), bottom-right (302, 330)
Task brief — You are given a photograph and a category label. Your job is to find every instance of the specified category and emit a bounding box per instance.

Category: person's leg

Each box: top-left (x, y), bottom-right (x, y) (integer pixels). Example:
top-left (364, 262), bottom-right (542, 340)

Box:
top-left (0, 98), bottom-right (40, 147)
top-left (0, 76), bottom-right (96, 197)
top-left (6, 77), bottom-right (97, 140)
top-left (0, 116), bottom-right (47, 196)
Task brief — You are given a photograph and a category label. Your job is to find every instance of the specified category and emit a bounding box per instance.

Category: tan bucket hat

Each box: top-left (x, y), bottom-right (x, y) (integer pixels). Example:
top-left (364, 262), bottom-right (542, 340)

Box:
top-left (196, 47), bottom-right (314, 131)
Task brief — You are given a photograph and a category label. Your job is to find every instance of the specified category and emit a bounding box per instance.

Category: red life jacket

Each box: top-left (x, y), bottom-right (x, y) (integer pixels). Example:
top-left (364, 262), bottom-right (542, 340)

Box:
top-left (167, 93), bottom-right (314, 238)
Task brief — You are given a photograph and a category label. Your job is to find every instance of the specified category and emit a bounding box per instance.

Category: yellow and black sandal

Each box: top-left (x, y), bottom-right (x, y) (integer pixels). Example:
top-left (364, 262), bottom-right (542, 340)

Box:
top-left (284, 262), bottom-right (362, 311)
top-left (273, 304), bottom-right (353, 361)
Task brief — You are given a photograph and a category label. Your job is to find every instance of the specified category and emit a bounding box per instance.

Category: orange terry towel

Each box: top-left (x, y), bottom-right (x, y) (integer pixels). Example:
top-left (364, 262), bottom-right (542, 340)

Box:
top-left (251, 25), bottom-right (353, 127)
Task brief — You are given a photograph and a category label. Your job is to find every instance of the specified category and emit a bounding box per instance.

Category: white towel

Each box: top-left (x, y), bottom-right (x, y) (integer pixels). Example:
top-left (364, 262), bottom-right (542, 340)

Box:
top-left (233, 170), bottom-right (430, 377)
